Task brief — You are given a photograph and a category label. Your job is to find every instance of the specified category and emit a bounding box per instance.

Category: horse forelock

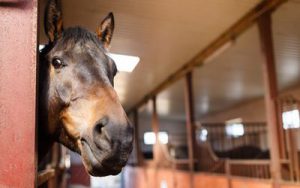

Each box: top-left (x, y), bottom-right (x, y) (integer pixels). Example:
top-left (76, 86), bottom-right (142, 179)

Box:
top-left (60, 27), bottom-right (105, 50)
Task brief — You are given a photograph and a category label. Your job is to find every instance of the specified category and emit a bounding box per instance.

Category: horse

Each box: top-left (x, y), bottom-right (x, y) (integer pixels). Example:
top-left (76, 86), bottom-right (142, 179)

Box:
top-left (38, 0), bottom-right (133, 176)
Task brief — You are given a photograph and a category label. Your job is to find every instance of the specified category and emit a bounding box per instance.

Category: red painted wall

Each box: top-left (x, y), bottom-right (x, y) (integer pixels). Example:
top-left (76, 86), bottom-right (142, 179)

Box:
top-left (0, 0), bottom-right (37, 187)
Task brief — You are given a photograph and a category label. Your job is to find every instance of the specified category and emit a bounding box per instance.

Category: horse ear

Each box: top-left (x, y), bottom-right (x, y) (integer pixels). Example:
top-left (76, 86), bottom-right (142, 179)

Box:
top-left (96, 12), bottom-right (114, 49)
top-left (44, 0), bottom-right (64, 43)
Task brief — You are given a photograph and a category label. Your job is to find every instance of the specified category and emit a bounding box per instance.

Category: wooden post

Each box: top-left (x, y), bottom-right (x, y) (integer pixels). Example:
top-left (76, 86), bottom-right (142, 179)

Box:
top-left (286, 129), bottom-right (299, 181)
top-left (277, 100), bottom-right (287, 159)
top-left (133, 109), bottom-right (143, 166)
top-left (151, 96), bottom-right (160, 161)
top-left (184, 72), bottom-right (196, 188)
top-left (152, 97), bottom-right (159, 138)
top-left (0, 1), bottom-right (37, 187)
top-left (258, 13), bottom-right (281, 187)
top-left (225, 160), bottom-right (232, 188)
top-left (151, 96), bottom-right (160, 188)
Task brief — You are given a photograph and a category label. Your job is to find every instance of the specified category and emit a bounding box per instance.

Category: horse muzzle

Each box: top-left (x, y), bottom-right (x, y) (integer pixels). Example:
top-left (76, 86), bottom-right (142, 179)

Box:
top-left (80, 120), bottom-right (133, 176)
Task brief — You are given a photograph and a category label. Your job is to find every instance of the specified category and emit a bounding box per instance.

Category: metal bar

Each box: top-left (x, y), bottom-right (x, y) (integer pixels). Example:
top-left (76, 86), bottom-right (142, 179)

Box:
top-left (258, 12), bottom-right (282, 187)
top-left (128, 0), bottom-right (287, 113)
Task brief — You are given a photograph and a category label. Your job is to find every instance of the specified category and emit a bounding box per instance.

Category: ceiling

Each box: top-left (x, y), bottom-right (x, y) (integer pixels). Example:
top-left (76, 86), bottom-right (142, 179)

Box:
top-left (153, 0), bottom-right (300, 121)
top-left (39, 0), bottom-right (300, 121)
top-left (156, 25), bottom-right (265, 120)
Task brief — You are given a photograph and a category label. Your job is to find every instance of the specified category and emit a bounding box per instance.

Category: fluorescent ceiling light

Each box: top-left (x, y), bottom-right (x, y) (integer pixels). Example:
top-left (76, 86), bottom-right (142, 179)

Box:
top-left (159, 132), bottom-right (169, 144)
top-left (160, 180), bottom-right (168, 188)
top-left (225, 118), bottom-right (244, 137)
top-left (109, 53), bottom-right (140, 72)
top-left (226, 123), bottom-right (244, 137)
top-left (282, 109), bottom-right (300, 130)
top-left (144, 132), bottom-right (156, 145)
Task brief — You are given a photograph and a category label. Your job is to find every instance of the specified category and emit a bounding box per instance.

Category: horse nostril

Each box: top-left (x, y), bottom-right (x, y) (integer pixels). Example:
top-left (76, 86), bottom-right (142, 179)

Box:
top-left (94, 116), bottom-right (109, 134)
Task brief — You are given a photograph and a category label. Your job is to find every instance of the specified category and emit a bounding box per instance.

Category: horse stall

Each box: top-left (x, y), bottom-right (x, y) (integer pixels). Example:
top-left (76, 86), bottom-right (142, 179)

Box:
top-left (2, 0), bottom-right (300, 188)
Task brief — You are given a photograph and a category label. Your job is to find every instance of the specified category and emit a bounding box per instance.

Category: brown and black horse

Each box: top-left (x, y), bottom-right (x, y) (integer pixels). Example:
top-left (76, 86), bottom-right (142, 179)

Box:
top-left (38, 0), bottom-right (133, 176)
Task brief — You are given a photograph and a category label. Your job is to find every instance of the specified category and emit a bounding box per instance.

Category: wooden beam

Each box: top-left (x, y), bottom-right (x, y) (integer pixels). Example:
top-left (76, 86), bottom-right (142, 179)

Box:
top-left (258, 13), bottom-right (281, 186)
top-left (128, 0), bottom-right (287, 113)
top-left (184, 72), bottom-right (196, 188)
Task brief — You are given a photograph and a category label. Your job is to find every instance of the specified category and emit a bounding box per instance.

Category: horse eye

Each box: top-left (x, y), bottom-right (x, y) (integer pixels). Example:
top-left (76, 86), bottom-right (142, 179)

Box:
top-left (52, 58), bottom-right (64, 69)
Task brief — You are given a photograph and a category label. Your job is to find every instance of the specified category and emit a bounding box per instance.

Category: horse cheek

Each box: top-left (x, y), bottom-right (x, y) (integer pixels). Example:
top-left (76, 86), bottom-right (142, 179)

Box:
top-left (56, 83), bottom-right (72, 105)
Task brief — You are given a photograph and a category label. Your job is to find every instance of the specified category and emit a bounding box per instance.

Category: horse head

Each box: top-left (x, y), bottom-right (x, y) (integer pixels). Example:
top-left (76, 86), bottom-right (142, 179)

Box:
top-left (39, 0), bottom-right (133, 176)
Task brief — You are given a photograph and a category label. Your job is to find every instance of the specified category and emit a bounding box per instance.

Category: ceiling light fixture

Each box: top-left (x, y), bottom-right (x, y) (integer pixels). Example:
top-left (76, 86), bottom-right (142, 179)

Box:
top-left (109, 53), bottom-right (140, 72)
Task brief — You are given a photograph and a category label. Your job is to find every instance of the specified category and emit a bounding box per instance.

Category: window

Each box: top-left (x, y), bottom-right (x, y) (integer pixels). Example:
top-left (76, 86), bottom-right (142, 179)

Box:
top-left (90, 174), bottom-right (122, 188)
top-left (144, 131), bottom-right (168, 145)
top-left (160, 180), bottom-right (168, 188)
top-left (199, 128), bottom-right (208, 142)
top-left (225, 118), bottom-right (244, 137)
top-left (282, 109), bottom-right (300, 130)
